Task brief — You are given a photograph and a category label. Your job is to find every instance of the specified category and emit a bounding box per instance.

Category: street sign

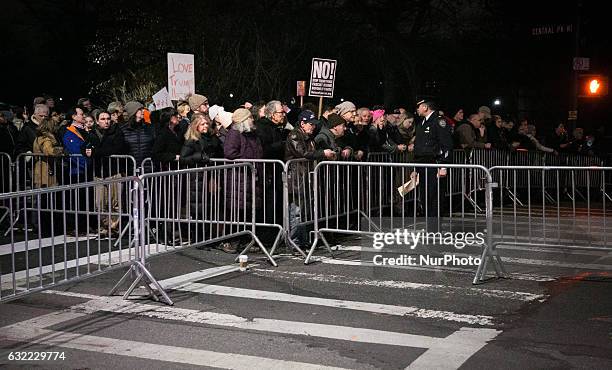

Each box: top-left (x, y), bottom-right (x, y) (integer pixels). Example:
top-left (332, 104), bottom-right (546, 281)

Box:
top-left (573, 57), bottom-right (590, 71)
top-left (308, 58), bottom-right (337, 98)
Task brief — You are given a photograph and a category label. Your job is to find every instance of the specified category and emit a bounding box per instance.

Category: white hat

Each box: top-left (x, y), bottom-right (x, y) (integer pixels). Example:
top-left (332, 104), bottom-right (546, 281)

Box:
top-left (208, 105), bottom-right (224, 121)
top-left (217, 110), bottom-right (233, 129)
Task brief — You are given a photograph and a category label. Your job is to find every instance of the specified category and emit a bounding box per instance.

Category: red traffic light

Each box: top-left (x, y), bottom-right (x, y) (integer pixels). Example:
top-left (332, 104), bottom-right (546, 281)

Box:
top-left (578, 74), bottom-right (608, 97)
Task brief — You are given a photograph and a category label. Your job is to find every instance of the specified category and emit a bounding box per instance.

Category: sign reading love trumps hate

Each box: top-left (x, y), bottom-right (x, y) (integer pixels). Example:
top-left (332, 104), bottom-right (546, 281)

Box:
top-left (167, 53), bottom-right (195, 100)
top-left (308, 58), bottom-right (337, 98)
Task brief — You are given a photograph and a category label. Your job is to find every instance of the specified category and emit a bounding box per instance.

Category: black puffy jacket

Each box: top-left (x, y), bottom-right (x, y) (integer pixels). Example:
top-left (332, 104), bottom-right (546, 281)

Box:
top-left (89, 123), bottom-right (128, 177)
top-left (121, 119), bottom-right (155, 168)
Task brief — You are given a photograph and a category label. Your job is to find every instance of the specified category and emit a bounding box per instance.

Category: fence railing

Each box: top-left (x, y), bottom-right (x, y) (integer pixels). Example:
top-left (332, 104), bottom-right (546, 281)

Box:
top-left (2, 149), bottom-right (611, 305)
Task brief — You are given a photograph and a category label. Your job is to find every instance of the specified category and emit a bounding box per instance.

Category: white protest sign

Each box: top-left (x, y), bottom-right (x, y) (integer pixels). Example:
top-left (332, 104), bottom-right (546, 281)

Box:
top-left (167, 53), bottom-right (195, 100)
top-left (152, 87), bottom-right (172, 110)
top-left (309, 58), bottom-right (337, 98)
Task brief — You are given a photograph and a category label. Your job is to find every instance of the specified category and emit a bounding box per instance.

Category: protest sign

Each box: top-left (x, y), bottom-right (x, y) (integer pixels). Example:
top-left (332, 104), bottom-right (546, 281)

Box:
top-left (308, 58), bottom-right (337, 98)
top-left (152, 87), bottom-right (172, 110)
top-left (167, 53), bottom-right (195, 100)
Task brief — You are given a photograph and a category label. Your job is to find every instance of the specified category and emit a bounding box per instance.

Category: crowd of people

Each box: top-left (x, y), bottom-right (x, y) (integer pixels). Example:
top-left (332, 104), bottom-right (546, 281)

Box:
top-left (0, 93), bottom-right (607, 252)
top-left (0, 95), bottom-right (604, 174)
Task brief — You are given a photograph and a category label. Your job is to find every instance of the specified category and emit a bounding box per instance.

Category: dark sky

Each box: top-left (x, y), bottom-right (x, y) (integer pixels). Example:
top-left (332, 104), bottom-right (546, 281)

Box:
top-left (1, 0), bottom-right (609, 128)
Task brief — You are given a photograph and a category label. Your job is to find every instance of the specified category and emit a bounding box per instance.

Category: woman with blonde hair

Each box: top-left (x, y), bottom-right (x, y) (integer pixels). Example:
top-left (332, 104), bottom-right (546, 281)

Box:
top-left (33, 118), bottom-right (64, 188)
top-left (179, 112), bottom-right (223, 248)
top-left (180, 113), bottom-right (222, 165)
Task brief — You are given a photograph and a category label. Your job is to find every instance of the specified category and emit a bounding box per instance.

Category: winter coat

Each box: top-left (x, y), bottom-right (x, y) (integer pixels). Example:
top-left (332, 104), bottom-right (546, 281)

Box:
top-left (181, 133), bottom-right (223, 216)
top-left (152, 125), bottom-right (184, 170)
top-left (368, 125), bottom-right (399, 153)
top-left (285, 127), bottom-right (325, 161)
top-left (16, 120), bottom-right (38, 155)
top-left (32, 133), bottom-right (64, 188)
top-left (456, 124), bottom-right (487, 150)
top-left (181, 134), bottom-right (223, 166)
top-left (0, 122), bottom-right (18, 159)
top-left (255, 118), bottom-right (288, 160)
top-left (62, 124), bottom-right (89, 176)
top-left (122, 119), bottom-right (155, 168)
top-left (314, 127), bottom-right (349, 157)
top-left (224, 127), bottom-right (263, 210)
top-left (89, 123), bottom-right (128, 177)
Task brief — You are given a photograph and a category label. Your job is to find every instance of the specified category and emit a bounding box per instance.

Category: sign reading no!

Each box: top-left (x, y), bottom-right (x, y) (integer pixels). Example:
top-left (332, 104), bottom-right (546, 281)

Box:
top-left (309, 58), bottom-right (337, 98)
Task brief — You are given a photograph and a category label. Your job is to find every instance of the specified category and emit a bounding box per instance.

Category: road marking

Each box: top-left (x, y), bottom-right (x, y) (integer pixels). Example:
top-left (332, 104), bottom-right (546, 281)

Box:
top-left (158, 264), bottom-right (243, 287)
top-left (251, 269), bottom-right (546, 302)
top-left (2, 322), bottom-right (351, 370)
top-left (58, 293), bottom-right (445, 348)
top-left (500, 256), bottom-right (612, 270)
top-left (43, 290), bottom-right (499, 369)
top-left (406, 327), bottom-right (500, 370)
top-left (0, 236), bottom-right (96, 256)
top-left (160, 280), bottom-right (494, 326)
top-left (0, 248), bottom-right (134, 289)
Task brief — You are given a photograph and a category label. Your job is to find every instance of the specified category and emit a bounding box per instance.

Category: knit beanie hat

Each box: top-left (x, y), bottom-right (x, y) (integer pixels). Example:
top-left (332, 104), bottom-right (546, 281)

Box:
top-left (232, 108), bottom-right (251, 124)
top-left (124, 101), bottom-right (144, 120)
top-left (372, 109), bottom-right (385, 123)
top-left (217, 110), bottom-right (234, 129)
top-left (327, 113), bottom-right (345, 129)
top-left (188, 94), bottom-right (208, 111)
top-left (208, 105), bottom-right (224, 121)
top-left (334, 101), bottom-right (356, 116)
top-left (478, 106), bottom-right (492, 119)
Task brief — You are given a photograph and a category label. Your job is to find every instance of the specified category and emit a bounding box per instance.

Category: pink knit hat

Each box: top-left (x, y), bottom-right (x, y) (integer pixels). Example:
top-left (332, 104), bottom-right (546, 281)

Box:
top-left (372, 109), bottom-right (385, 123)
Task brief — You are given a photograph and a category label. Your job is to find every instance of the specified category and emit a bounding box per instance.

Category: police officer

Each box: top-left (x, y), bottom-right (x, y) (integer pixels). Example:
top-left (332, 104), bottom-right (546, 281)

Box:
top-left (413, 99), bottom-right (453, 231)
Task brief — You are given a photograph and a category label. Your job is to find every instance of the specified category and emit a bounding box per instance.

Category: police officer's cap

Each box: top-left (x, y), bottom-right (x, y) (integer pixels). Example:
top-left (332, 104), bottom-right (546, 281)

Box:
top-left (416, 98), bottom-right (436, 109)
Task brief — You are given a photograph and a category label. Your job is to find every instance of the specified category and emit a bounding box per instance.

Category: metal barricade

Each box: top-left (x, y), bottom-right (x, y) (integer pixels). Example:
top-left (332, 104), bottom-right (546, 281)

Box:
top-left (0, 176), bottom-right (170, 303)
top-left (139, 163), bottom-right (276, 266)
top-left (303, 161), bottom-right (503, 283)
top-left (15, 153), bottom-right (137, 191)
top-left (490, 165), bottom-right (612, 260)
top-left (0, 152), bottom-right (12, 194)
top-left (0, 153), bottom-right (13, 231)
top-left (8, 154), bottom-right (136, 236)
top-left (207, 159), bottom-right (286, 256)
top-left (285, 159), bottom-right (317, 257)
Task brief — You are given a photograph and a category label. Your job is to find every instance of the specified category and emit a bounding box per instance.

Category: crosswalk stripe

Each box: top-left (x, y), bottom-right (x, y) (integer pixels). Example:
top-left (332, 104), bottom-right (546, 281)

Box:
top-left (251, 269), bottom-right (546, 302)
top-left (2, 322), bottom-right (350, 370)
top-left (0, 236), bottom-right (96, 256)
top-left (160, 280), bottom-right (494, 326)
top-left (44, 289), bottom-right (500, 369)
top-left (406, 327), bottom-right (500, 370)
top-left (0, 248), bottom-right (133, 289)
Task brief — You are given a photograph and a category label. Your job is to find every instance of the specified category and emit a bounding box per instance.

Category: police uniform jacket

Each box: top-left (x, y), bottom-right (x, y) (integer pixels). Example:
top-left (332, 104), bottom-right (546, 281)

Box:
top-left (414, 113), bottom-right (453, 164)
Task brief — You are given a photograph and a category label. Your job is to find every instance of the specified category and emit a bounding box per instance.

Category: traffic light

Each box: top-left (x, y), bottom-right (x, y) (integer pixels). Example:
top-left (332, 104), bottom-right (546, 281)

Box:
top-left (578, 74), bottom-right (608, 97)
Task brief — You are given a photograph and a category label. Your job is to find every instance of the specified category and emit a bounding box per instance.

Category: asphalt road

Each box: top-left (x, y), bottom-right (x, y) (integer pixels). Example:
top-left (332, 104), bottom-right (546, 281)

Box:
top-left (0, 232), bottom-right (611, 369)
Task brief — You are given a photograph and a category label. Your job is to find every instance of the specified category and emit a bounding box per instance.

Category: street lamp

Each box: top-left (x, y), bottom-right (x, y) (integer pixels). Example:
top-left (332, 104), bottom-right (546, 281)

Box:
top-left (493, 99), bottom-right (501, 106)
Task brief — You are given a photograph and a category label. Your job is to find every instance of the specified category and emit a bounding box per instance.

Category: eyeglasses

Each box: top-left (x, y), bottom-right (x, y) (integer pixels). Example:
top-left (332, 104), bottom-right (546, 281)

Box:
top-left (274, 111), bottom-right (286, 115)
